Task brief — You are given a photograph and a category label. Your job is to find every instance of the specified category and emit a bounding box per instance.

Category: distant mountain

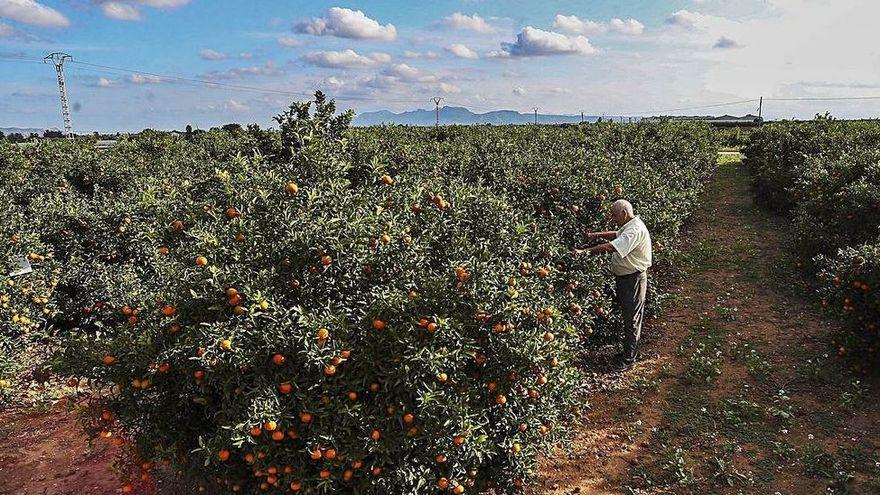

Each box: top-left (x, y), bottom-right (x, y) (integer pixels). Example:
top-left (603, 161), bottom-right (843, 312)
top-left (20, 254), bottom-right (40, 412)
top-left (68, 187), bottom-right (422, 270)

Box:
top-left (353, 106), bottom-right (628, 126)
top-left (0, 127), bottom-right (56, 136)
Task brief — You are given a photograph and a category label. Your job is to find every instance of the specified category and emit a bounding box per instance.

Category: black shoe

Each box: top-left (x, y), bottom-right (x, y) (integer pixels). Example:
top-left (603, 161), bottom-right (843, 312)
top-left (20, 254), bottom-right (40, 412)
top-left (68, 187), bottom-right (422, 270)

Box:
top-left (612, 351), bottom-right (640, 372)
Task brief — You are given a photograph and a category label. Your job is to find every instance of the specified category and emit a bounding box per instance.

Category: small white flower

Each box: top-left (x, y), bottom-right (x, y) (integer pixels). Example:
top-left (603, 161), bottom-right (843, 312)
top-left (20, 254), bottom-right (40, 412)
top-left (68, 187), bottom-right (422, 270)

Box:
top-left (781, 429), bottom-right (788, 434)
top-left (808, 434), bottom-right (814, 440)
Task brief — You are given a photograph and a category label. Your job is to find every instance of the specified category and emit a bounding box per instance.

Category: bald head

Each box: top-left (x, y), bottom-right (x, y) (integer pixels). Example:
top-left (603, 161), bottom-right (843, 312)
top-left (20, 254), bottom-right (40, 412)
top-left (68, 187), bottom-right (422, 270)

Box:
top-left (611, 199), bottom-right (635, 226)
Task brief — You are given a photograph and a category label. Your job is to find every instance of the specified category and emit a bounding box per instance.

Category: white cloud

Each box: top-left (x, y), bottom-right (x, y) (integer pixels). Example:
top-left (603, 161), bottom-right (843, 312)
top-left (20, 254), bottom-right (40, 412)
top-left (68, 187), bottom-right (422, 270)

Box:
top-left (96, 77), bottom-right (116, 87)
top-left (202, 61), bottom-right (281, 80)
top-left (0, 20), bottom-right (14, 36)
top-left (199, 49), bottom-right (227, 61)
top-left (129, 74), bottom-right (163, 84)
top-left (608, 18), bottom-right (645, 36)
top-left (277, 36), bottom-right (305, 47)
top-left (554, 14), bottom-right (644, 36)
top-left (224, 99), bottom-right (247, 112)
top-left (713, 36), bottom-right (741, 49)
top-left (497, 27), bottom-right (596, 57)
top-left (445, 43), bottom-right (478, 59)
top-left (665, 10), bottom-right (707, 30)
top-left (513, 86), bottom-right (527, 96)
top-left (303, 49), bottom-right (389, 69)
top-left (382, 63), bottom-right (437, 82)
top-left (135, 0), bottom-right (190, 7)
top-left (322, 76), bottom-right (345, 89)
top-left (442, 12), bottom-right (496, 33)
top-left (403, 50), bottom-right (440, 59)
top-left (368, 52), bottom-right (392, 64)
top-left (553, 15), bottom-right (604, 35)
top-left (0, 0), bottom-right (69, 27)
top-left (96, 0), bottom-right (190, 21)
top-left (101, 2), bottom-right (142, 21)
top-left (294, 7), bottom-right (397, 41)
top-left (439, 82), bottom-right (461, 94)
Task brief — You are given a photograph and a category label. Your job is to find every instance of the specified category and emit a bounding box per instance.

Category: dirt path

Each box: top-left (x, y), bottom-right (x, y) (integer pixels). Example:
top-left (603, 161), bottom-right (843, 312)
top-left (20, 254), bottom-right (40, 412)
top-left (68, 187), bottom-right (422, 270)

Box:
top-left (536, 155), bottom-right (880, 494)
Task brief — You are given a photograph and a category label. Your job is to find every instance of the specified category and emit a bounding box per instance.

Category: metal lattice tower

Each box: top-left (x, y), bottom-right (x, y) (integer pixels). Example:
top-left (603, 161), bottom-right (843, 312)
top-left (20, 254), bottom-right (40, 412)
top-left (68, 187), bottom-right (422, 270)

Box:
top-left (44, 52), bottom-right (74, 138)
top-left (432, 97), bottom-right (443, 127)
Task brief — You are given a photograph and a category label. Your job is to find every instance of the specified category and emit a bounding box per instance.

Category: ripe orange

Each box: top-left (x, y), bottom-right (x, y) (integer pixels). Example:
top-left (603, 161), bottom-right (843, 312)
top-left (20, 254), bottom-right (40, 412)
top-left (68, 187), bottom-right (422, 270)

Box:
top-left (373, 319), bottom-right (386, 330)
top-left (380, 234), bottom-right (392, 244)
top-left (299, 412), bottom-right (312, 424)
top-left (171, 220), bottom-right (184, 230)
top-left (218, 449), bottom-right (230, 462)
top-left (511, 443), bottom-right (522, 453)
top-left (495, 394), bottom-right (507, 405)
top-left (279, 383), bottom-right (293, 394)
top-left (437, 478), bottom-right (449, 489)
top-left (310, 449), bottom-right (322, 460)
top-left (436, 373), bottom-right (448, 383)
top-left (225, 207), bottom-right (240, 219)
top-left (325, 448), bottom-right (337, 460)
top-left (320, 255), bottom-right (333, 266)
top-left (102, 355), bottom-right (116, 366)
top-left (272, 353), bottom-right (286, 366)
top-left (161, 305), bottom-right (176, 316)
top-left (403, 413), bottom-right (414, 424)
top-left (435, 454), bottom-right (447, 464)
top-left (158, 246), bottom-right (169, 255)
top-left (285, 182), bottom-right (299, 195)
top-left (219, 339), bottom-right (233, 351)
top-left (290, 481), bottom-right (302, 491)
top-left (264, 420), bottom-right (277, 432)
top-left (347, 391), bottom-right (357, 401)
top-left (317, 328), bottom-right (329, 340)
top-left (320, 470), bottom-right (330, 479)
top-left (370, 429), bottom-right (382, 441)
top-left (426, 322), bottom-right (438, 333)
top-left (453, 435), bottom-right (465, 445)
top-left (271, 431), bottom-right (284, 442)
top-left (381, 174), bottom-right (394, 185)
top-left (250, 426), bottom-right (262, 437)
top-left (195, 255), bottom-right (208, 266)
top-left (324, 365), bottom-right (337, 376)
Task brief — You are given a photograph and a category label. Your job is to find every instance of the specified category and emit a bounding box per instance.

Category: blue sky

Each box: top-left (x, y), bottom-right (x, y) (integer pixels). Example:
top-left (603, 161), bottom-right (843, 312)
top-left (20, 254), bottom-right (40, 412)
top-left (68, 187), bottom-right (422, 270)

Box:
top-left (1, 0), bottom-right (879, 131)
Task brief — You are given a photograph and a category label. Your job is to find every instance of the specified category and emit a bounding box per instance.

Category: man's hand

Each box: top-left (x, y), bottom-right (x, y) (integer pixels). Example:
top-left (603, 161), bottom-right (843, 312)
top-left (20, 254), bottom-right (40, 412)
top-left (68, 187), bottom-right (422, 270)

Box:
top-left (585, 232), bottom-right (600, 241)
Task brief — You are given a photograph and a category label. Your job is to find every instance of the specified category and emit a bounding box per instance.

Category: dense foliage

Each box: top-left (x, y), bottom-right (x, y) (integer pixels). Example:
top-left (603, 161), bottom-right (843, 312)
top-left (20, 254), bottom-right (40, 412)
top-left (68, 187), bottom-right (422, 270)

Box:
top-left (1, 94), bottom-right (717, 493)
top-left (745, 119), bottom-right (880, 350)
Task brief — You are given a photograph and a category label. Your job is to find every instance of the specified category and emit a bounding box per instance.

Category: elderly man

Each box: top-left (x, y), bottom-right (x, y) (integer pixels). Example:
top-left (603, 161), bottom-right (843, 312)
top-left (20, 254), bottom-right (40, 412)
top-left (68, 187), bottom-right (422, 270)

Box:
top-left (575, 199), bottom-right (652, 371)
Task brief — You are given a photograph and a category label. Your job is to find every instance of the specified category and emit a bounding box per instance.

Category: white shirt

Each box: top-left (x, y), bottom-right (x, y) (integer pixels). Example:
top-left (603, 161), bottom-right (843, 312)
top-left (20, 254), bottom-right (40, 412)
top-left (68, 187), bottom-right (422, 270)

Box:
top-left (609, 216), bottom-right (652, 276)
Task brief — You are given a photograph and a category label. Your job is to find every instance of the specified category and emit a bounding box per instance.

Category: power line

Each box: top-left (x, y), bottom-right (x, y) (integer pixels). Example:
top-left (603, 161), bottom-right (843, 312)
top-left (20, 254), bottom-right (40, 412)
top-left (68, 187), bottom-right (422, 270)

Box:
top-left (66, 59), bottom-right (425, 105)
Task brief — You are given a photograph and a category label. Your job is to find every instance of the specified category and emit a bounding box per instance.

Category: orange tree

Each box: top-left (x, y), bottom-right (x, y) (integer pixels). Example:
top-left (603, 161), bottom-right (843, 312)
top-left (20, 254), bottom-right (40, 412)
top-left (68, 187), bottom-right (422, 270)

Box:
top-left (2, 94), bottom-right (718, 492)
top-left (745, 119), bottom-right (880, 352)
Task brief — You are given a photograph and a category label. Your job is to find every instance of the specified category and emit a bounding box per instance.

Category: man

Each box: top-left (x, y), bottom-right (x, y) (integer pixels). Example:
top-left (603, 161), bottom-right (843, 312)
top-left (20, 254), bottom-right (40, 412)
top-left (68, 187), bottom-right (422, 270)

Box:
top-left (575, 199), bottom-right (652, 371)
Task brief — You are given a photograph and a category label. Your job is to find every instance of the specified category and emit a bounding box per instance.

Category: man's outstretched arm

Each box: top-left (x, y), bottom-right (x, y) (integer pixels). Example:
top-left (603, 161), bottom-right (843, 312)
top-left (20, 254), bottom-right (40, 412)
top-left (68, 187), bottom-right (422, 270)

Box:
top-left (585, 231), bottom-right (618, 241)
top-left (574, 243), bottom-right (617, 256)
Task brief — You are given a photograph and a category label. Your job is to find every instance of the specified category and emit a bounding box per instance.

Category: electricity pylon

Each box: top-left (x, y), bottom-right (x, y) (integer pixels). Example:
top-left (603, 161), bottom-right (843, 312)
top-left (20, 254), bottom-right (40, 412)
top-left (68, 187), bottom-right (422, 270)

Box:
top-left (44, 52), bottom-right (74, 138)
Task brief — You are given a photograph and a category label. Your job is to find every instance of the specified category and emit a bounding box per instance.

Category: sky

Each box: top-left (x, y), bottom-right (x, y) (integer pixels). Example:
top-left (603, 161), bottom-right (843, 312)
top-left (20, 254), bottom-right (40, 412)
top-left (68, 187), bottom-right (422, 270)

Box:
top-left (1, 0), bottom-right (879, 131)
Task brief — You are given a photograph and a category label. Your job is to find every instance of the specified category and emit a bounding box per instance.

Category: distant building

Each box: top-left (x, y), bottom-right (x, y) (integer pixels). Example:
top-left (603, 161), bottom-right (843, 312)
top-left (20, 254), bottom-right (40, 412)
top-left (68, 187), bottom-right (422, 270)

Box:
top-left (644, 114), bottom-right (763, 127)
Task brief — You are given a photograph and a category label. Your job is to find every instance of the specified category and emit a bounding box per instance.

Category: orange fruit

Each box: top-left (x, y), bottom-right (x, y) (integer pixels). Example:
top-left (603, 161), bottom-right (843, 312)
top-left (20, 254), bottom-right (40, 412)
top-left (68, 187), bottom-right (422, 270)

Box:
top-left (279, 383), bottom-right (293, 394)
top-left (317, 328), bottom-right (330, 340)
top-left (373, 319), bottom-right (385, 330)
top-left (325, 448), bottom-right (337, 460)
top-left (195, 255), bottom-right (208, 266)
top-left (324, 365), bottom-right (337, 376)
top-left (403, 413), bottom-right (414, 424)
top-left (299, 412), bottom-right (312, 424)
top-left (250, 426), bottom-right (262, 437)
top-left (272, 354), bottom-right (286, 366)
top-left (381, 174), bottom-right (394, 185)
top-left (225, 207), bottom-right (240, 219)
top-left (437, 478), bottom-right (449, 489)
top-left (310, 449), bottom-right (322, 460)
top-left (271, 431), bottom-right (284, 442)
top-left (285, 182), bottom-right (299, 195)
top-left (161, 305), bottom-right (176, 316)
top-left (101, 355), bottom-right (116, 366)
top-left (218, 449), bottom-right (230, 462)
top-left (320, 255), bottom-right (333, 266)
top-left (370, 429), bottom-right (381, 441)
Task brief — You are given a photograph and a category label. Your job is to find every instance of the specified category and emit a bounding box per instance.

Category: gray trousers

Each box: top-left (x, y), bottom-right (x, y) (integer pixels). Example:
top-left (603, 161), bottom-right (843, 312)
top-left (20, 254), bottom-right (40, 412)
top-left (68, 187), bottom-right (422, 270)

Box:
top-left (615, 270), bottom-right (647, 362)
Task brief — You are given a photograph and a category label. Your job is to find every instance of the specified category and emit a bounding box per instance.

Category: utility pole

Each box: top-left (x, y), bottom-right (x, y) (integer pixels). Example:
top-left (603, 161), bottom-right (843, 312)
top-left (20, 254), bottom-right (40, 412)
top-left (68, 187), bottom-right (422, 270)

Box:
top-left (432, 97), bottom-right (443, 127)
top-left (580, 111), bottom-right (584, 123)
top-left (44, 52), bottom-right (74, 139)
top-left (532, 107), bottom-right (538, 125)
top-left (758, 96), bottom-right (763, 120)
